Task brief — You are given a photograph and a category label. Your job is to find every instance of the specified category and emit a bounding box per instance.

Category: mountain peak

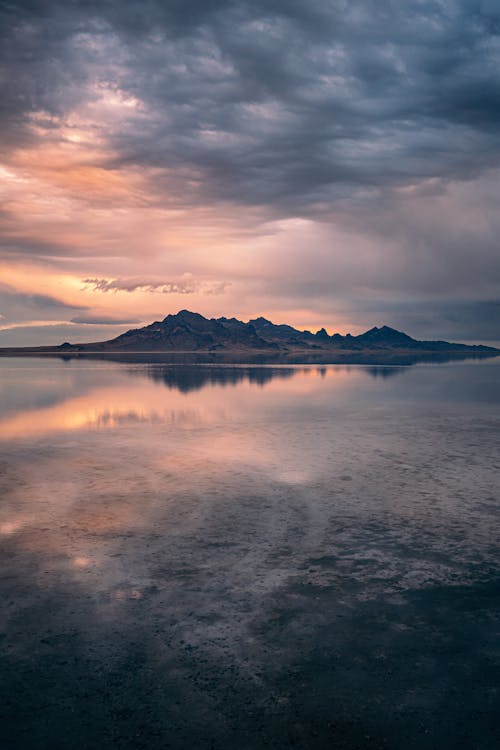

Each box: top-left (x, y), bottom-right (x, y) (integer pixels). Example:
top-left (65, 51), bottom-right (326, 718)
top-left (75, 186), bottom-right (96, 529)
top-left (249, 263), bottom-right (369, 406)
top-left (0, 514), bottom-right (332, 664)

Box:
top-left (249, 316), bottom-right (272, 326)
top-left (164, 309), bottom-right (205, 323)
top-left (357, 324), bottom-right (416, 345)
top-left (315, 327), bottom-right (330, 339)
top-left (379, 325), bottom-right (401, 334)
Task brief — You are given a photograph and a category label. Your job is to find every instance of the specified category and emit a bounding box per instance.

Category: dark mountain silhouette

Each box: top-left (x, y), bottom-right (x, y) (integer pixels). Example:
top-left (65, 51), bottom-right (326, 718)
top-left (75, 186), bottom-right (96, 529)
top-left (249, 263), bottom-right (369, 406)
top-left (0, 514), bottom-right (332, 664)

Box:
top-left (356, 325), bottom-right (416, 347)
top-left (1, 310), bottom-right (498, 360)
top-left (91, 309), bottom-right (279, 352)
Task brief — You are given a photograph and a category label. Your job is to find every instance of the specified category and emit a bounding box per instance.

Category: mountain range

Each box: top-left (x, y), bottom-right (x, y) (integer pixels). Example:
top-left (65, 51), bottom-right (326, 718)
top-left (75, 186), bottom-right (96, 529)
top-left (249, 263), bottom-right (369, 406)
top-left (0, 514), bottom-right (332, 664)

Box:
top-left (2, 309), bottom-right (497, 359)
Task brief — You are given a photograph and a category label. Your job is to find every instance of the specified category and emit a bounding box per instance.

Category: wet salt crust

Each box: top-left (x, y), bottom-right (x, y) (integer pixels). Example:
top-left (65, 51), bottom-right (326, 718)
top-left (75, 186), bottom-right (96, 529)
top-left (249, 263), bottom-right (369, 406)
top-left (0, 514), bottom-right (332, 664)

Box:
top-left (0, 358), bottom-right (499, 749)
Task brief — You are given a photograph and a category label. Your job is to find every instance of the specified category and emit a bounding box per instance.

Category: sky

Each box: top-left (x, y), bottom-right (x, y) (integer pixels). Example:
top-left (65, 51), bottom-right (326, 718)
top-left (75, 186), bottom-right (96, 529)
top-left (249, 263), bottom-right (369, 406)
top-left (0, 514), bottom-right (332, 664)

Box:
top-left (1, 0), bottom-right (500, 346)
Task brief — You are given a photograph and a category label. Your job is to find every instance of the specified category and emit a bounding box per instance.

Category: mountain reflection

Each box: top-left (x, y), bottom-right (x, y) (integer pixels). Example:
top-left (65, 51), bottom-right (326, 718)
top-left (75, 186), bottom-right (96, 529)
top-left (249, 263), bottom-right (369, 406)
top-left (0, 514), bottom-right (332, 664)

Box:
top-left (142, 365), bottom-right (297, 392)
top-left (364, 366), bottom-right (407, 379)
top-left (0, 362), bottom-right (408, 440)
top-left (137, 364), bottom-right (409, 392)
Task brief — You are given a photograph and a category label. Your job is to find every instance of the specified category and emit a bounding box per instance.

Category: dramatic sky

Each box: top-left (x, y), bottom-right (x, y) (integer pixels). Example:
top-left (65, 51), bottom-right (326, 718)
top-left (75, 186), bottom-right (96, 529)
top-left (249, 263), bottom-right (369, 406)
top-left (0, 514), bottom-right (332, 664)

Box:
top-left (1, 0), bottom-right (500, 345)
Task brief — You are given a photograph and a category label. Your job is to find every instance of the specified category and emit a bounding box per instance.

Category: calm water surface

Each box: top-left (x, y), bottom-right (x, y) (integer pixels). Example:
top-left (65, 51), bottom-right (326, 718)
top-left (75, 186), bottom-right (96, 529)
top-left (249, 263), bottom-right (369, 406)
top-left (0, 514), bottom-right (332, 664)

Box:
top-left (1, 357), bottom-right (499, 749)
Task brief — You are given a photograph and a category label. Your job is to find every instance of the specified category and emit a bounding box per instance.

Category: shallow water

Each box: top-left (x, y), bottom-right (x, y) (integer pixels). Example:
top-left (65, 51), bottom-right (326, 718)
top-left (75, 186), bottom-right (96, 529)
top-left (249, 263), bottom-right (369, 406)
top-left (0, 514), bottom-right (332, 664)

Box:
top-left (1, 357), bottom-right (499, 749)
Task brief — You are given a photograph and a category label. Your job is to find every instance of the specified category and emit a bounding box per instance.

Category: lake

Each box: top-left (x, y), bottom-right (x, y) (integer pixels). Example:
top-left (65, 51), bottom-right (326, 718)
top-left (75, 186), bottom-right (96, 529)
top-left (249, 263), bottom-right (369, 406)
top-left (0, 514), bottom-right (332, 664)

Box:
top-left (0, 356), bottom-right (499, 749)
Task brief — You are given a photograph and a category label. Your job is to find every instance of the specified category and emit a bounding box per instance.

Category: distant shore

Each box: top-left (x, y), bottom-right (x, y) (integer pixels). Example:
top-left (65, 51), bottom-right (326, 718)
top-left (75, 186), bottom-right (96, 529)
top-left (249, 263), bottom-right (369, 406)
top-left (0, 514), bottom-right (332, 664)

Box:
top-left (1, 346), bottom-right (498, 368)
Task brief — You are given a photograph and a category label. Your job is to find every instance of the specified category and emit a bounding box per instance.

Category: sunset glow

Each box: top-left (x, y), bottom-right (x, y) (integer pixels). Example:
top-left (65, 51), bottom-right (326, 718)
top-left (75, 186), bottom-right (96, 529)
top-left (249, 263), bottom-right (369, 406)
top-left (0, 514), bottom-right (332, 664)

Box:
top-left (2, 1), bottom-right (500, 345)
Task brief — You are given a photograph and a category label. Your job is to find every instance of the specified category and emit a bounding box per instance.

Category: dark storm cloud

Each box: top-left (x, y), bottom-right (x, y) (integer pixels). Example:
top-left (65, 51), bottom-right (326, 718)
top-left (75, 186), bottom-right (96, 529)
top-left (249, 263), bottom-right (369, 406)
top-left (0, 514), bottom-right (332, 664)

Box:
top-left (350, 297), bottom-right (500, 343)
top-left (2, 0), bottom-right (500, 209)
top-left (0, 283), bottom-right (87, 323)
top-left (1, 0), bottom-right (500, 340)
top-left (0, 232), bottom-right (89, 261)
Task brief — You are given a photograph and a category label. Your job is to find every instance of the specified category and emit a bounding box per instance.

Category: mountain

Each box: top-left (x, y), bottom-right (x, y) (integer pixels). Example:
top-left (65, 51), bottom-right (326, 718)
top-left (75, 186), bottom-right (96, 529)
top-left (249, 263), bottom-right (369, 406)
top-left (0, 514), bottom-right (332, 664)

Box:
top-left (87, 309), bottom-right (280, 352)
top-left (58, 311), bottom-right (499, 355)
top-left (1, 310), bottom-right (498, 359)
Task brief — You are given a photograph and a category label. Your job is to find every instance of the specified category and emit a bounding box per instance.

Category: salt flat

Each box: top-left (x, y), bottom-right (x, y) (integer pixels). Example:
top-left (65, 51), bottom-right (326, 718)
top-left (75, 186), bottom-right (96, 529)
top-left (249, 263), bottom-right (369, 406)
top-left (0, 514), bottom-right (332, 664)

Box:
top-left (0, 358), bottom-right (499, 749)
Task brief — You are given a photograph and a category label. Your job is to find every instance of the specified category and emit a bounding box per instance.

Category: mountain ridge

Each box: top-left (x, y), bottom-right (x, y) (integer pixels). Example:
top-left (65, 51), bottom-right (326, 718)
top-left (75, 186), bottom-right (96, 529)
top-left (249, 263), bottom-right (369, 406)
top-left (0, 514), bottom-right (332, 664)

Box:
top-left (0, 310), bottom-right (498, 358)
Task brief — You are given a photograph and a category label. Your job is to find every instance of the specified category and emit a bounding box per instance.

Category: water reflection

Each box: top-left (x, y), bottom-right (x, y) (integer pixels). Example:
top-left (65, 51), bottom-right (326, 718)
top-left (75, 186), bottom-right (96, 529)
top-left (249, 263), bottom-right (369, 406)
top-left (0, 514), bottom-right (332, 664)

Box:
top-left (1, 358), bottom-right (499, 440)
top-left (144, 364), bottom-right (297, 392)
top-left (54, 348), bottom-right (498, 366)
top-left (0, 361), bottom-right (406, 438)
top-left (141, 364), bottom-right (411, 391)
top-left (0, 357), bottom-right (499, 748)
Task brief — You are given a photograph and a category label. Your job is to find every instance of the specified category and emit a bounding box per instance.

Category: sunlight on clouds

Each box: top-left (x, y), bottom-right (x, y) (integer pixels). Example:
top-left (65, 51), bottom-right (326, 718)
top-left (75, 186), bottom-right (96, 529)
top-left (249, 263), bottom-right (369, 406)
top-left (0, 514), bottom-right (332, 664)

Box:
top-left (10, 144), bottom-right (141, 202)
top-left (0, 165), bottom-right (30, 186)
top-left (1, 0), bottom-right (499, 344)
top-left (0, 319), bottom-right (74, 332)
top-left (0, 520), bottom-right (23, 535)
top-left (91, 82), bottom-right (141, 111)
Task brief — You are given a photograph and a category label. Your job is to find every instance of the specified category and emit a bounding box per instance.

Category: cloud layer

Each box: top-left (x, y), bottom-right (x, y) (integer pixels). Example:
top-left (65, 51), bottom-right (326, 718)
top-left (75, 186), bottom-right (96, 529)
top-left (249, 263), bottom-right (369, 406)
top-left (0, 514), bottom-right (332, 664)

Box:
top-left (1, 0), bottom-right (499, 344)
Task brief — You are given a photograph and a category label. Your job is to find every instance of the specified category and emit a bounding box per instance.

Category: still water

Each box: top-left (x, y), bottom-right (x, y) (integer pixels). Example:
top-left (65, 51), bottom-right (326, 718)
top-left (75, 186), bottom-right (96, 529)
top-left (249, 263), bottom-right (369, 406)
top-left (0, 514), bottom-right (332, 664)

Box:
top-left (1, 357), bottom-right (499, 749)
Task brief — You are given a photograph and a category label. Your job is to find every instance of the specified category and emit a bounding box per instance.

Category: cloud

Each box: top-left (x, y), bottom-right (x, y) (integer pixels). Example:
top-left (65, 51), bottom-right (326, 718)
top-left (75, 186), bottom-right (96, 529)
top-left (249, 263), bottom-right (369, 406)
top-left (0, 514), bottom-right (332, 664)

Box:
top-left (3, 0), bottom-right (500, 213)
top-left (70, 315), bottom-right (141, 325)
top-left (0, 322), bottom-right (133, 347)
top-left (364, 298), bottom-right (500, 343)
top-left (0, 283), bottom-right (88, 324)
top-left (1, 0), bottom-right (500, 341)
top-left (81, 277), bottom-right (231, 295)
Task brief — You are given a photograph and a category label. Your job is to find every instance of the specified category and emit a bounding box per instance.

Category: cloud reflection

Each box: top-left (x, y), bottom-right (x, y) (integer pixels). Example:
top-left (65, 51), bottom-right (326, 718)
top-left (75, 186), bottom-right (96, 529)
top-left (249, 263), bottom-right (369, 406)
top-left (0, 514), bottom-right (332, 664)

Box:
top-left (0, 362), bottom-right (406, 439)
